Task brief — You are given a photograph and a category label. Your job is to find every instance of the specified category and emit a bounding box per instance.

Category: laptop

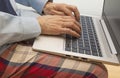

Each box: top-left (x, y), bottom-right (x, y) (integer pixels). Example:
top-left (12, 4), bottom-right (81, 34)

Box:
top-left (32, 0), bottom-right (120, 65)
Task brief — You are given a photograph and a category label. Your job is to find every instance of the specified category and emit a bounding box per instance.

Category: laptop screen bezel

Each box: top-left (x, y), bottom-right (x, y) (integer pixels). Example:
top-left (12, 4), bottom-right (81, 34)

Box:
top-left (102, 0), bottom-right (120, 54)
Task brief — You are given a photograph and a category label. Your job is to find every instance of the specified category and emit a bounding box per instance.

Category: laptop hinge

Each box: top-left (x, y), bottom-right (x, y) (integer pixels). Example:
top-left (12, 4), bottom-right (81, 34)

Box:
top-left (100, 20), bottom-right (117, 55)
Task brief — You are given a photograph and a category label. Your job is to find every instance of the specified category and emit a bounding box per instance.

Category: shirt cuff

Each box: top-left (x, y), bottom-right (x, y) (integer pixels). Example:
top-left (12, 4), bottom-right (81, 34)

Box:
top-left (20, 17), bottom-right (41, 40)
top-left (29, 0), bottom-right (49, 14)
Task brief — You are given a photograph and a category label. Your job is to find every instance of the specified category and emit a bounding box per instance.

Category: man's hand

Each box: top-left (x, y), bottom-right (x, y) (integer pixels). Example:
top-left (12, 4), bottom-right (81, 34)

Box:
top-left (43, 2), bottom-right (80, 21)
top-left (37, 15), bottom-right (81, 38)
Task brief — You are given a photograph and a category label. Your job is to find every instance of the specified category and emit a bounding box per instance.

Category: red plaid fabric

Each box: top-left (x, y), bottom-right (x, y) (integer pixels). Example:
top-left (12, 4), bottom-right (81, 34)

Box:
top-left (0, 40), bottom-right (108, 78)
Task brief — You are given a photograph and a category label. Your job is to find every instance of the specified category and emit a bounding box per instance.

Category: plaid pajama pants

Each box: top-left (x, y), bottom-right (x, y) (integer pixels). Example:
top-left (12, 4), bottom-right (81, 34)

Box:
top-left (0, 40), bottom-right (108, 78)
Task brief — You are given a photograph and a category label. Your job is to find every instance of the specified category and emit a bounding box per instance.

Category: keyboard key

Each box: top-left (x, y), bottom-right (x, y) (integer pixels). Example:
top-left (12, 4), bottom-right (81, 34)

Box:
top-left (85, 51), bottom-right (91, 55)
top-left (92, 51), bottom-right (98, 56)
top-left (65, 35), bottom-right (72, 51)
top-left (98, 51), bottom-right (102, 57)
top-left (72, 38), bottom-right (77, 52)
top-left (79, 49), bottom-right (84, 54)
top-left (65, 47), bottom-right (71, 51)
top-left (72, 48), bottom-right (77, 52)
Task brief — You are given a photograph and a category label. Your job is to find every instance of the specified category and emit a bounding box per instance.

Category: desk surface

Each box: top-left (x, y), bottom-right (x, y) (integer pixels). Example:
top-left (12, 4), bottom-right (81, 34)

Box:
top-left (105, 64), bottom-right (120, 78)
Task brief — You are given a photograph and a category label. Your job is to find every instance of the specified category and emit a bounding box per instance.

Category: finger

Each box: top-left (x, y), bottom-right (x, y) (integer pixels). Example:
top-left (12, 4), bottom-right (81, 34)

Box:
top-left (62, 8), bottom-right (75, 18)
top-left (61, 28), bottom-right (80, 38)
top-left (63, 17), bottom-right (81, 28)
top-left (59, 16), bottom-right (81, 30)
top-left (63, 22), bottom-right (81, 34)
top-left (51, 10), bottom-right (66, 16)
top-left (73, 20), bottom-right (81, 31)
top-left (53, 16), bottom-right (81, 34)
top-left (57, 5), bottom-right (75, 18)
top-left (67, 5), bottom-right (80, 21)
top-left (61, 16), bottom-right (75, 19)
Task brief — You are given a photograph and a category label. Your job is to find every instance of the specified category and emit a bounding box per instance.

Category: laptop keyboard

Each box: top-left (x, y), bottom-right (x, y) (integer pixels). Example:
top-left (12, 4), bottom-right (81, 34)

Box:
top-left (65, 16), bottom-right (102, 57)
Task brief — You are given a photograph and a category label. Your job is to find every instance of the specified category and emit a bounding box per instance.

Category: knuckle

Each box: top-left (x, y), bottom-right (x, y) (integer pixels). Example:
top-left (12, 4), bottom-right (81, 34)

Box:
top-left (61, 22), bottom-right (65, 26)
top-left (68, 16), bottom-right (73, 19)
top-left (70, 22), bottom-right (74, 26)
top-left (63, 29), bottom-right (67, 33)
top-left (60, 3), bottom-right (66, 6)
top-left (70, 22), bottom-right (75, 27)
top-left (60, 29), bottom-right (65, 34)
top-left (58, 29), bottom-right (63, 35)
top-left (65, 28), bottom-right (69, 32)
top-left (72, 19), bottom-right (76, 23)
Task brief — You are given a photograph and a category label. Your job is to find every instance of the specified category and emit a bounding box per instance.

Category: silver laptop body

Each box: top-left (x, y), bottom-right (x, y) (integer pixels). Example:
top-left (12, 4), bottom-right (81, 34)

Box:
top-left (32, 0), bottom-right (120, 65)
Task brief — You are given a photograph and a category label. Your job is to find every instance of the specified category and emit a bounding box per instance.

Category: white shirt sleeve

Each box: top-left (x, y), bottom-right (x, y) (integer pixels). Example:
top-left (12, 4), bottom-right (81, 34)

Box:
top-left (0, 12), bottom-right (41, 46)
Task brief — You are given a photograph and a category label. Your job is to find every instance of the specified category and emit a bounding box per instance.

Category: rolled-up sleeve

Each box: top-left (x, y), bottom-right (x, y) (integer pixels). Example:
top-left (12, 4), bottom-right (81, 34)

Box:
top-left (15, 0), bottom-right (53, 14)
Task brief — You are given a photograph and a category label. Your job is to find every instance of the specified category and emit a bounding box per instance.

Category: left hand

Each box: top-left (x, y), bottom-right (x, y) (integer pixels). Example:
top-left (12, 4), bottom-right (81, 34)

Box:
top-left (37, 15), bottom-right (81, 38)
top-left (43, 2), bottom-right (80, 21)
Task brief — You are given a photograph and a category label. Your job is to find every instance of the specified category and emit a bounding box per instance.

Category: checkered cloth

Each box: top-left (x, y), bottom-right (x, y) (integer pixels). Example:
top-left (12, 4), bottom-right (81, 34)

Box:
top-left (0, 40), bottom-right (108, 78)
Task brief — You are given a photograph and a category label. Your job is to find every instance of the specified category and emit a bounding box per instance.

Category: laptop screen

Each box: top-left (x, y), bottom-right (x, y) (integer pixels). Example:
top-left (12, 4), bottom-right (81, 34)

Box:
top-left (103, 0), bottom-right (120, 53)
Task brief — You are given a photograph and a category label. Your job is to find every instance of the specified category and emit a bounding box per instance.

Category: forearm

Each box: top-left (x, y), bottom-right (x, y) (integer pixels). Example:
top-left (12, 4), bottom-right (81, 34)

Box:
top-left (0, 12), bottom-right (41, 46)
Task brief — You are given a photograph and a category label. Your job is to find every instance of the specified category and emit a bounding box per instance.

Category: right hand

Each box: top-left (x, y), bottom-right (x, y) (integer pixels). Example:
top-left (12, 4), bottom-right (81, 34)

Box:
top-left (37, 15), bottom-right (81, 38)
